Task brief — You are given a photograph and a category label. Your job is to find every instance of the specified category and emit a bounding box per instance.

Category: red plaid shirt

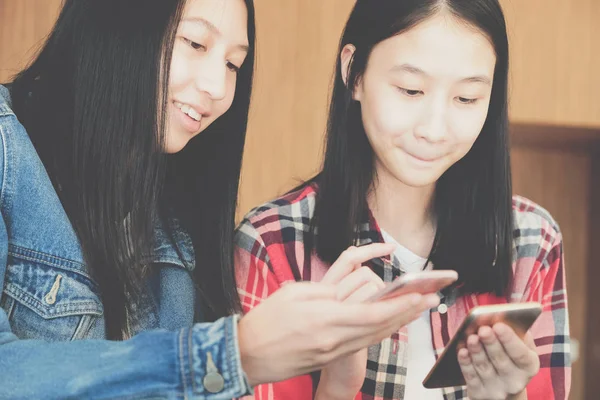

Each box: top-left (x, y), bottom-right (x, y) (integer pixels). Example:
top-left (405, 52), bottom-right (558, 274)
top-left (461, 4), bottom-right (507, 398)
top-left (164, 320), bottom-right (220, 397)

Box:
top-left (235, 184), bottom-right (571, 400)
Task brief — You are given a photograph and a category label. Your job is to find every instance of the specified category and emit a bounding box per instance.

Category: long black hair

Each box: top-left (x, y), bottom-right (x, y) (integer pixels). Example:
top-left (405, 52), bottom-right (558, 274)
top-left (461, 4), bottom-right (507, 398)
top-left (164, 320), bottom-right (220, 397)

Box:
top-left (310, 0), bottom-right (513, 296)
top-left (8, 0), bottom-right (255, 339)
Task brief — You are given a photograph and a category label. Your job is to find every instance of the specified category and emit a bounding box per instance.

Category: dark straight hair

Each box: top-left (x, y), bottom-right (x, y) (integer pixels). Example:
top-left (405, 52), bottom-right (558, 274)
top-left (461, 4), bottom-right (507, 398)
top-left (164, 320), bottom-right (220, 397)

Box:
top-left (9, 0), bottom-right (256, 339)
top-left (310, 0), bottom-right (513, 296)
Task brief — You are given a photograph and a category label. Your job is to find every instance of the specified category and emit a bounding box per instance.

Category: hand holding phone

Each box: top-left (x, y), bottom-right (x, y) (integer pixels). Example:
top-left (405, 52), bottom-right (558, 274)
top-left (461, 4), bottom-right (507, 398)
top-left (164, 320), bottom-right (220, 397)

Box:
top-left (422, 302), bottom-right (542, 389)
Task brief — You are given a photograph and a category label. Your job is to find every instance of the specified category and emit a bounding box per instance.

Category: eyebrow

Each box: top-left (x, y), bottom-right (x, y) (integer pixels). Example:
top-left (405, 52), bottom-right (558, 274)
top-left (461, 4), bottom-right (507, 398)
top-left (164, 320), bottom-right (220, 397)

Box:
top-left (390, 63), bottom-right (492, 86)
top-left (181, 17), bottom-right (250, 53)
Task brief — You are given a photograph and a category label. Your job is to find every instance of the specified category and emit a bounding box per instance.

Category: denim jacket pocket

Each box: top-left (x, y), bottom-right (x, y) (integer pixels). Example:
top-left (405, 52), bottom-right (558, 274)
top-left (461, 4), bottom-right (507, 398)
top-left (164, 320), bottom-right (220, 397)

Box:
top-left (1, 248), bottom-right (104, 341)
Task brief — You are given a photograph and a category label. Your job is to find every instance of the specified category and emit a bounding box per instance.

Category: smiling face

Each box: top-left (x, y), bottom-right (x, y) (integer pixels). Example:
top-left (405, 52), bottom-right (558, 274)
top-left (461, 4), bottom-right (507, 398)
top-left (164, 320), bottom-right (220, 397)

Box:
top-left (165, 0), bottom-right (249, 153)
top-left (343, 13), bottom-right (497, 189)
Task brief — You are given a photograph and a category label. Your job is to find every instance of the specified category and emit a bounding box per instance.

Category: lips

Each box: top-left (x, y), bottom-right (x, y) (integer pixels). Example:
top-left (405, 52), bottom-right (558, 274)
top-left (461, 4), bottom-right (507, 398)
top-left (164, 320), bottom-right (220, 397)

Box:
top-left (172, 101), bottom-right (205, 134)
top-left (405, 151), bottom-right (439, 162)
top-left (173, 100), bottom-right (211, 121)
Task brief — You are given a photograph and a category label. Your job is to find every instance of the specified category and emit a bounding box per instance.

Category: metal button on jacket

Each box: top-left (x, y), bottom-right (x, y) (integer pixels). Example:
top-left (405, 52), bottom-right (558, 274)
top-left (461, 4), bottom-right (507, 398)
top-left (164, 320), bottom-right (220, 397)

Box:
top-left (203, 352), bottom-right (225, 393)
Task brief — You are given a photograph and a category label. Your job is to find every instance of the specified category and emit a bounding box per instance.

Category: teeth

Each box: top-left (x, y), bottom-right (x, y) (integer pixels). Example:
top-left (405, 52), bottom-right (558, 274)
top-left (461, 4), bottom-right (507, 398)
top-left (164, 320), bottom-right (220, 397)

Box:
top-left (174, 101), bottom-right (201, 122)
top-left (187, 108), bottom-right (201, 121)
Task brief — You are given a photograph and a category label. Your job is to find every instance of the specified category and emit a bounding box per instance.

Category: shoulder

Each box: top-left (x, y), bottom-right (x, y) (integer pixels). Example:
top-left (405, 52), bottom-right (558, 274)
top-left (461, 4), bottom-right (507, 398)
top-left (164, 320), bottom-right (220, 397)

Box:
top-left (235, 183), bottom-right (318, 250)
top-left (0, 84), bottom-right (15, 150)
top-left (512, 195), bottom-right (562, 252)
top-left (0, 84), bottom-right (37, 158)
top-left (0, 84), bottom-right (14, 113)
top-left (0, 85), bottom-right (16, 194)
top-left (0, 85), bottom-right (48, 197)
top-left (511, 195), bottom-right (563, 291)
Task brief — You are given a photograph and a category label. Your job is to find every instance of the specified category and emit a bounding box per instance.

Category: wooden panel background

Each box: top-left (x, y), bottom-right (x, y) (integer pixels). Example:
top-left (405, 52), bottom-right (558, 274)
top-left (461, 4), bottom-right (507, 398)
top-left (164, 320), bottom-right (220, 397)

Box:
top-left (587, 154), bottom-right (600, 399)
top-left (0, 0), bottom-right (62, 82)
top-left (511, 145), bottom-right (590, 400)
top-left (239, 0), bottom-right (355, 216)
top-left (500, 0), bottom-right (600, 127)
top-left (0, 1), bottom-right (595, 398)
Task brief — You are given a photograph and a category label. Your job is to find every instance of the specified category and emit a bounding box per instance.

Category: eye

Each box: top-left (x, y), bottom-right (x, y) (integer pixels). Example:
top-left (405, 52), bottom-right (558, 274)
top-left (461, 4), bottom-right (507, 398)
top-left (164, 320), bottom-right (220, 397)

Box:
top-left (182, 38), bottom-right (206, 51)
top-left (226, 62), bottom-right (240, 73)
top-left (456, 97), bottom-right (478, 105)
top-left (398, 87), bottom-right (424, 97)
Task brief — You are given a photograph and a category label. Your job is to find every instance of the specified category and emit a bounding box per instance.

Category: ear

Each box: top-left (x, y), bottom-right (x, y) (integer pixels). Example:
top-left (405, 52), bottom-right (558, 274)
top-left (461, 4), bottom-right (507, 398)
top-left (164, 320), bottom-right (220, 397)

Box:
top-left (340, 44), bottom-right (361, 101)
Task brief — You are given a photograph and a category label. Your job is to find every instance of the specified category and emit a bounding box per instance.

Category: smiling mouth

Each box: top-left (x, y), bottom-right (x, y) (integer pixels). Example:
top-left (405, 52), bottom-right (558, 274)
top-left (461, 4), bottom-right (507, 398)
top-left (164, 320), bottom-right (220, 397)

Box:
top-left (407, 152), bottom-right (438, 162)
top-left (173, 101), bottom-right (202, 122)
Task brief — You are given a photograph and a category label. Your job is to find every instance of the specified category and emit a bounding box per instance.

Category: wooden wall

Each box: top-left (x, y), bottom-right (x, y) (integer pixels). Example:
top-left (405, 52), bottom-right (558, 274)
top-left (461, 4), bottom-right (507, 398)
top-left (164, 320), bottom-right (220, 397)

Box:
top-left (0, 0), bottom-right (62, 81)
top-left (511, 136), bottom-right (593, 400)
top-left (239, 0), bottom-right (356, 216)
top-left (500, 0), bottom-right (600, 127)
top-left (1, 1), bottom-right (597, 398)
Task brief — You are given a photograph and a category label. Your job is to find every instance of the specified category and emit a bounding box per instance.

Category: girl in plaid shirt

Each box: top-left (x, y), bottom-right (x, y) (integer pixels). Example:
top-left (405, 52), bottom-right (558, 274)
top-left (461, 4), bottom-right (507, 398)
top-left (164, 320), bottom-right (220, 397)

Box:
top-left (235, 0), bottom-right (571, 399)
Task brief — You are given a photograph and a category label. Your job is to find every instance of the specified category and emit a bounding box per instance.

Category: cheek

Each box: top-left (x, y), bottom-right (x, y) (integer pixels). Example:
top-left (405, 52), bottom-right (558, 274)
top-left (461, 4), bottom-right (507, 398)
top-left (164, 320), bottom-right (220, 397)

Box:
top-left (362, 92), bottom-right (412, 144)
top-left (168, 50), bottom-right (193, 93)
top-left (449, 112), bottom-right (487, 156)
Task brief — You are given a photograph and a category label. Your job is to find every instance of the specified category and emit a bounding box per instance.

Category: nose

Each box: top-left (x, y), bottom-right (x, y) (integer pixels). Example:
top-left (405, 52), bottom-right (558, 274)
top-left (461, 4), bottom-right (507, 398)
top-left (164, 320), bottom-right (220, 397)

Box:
top-left (194, 52), bottom-right (227, 101)
top-left (414, 95), bottom-right (448, 143)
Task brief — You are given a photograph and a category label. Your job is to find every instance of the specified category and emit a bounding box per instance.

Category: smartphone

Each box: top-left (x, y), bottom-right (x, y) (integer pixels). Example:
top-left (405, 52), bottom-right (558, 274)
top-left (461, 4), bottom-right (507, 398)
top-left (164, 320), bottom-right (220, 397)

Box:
top-left (367, 270), bottom-right (458, 302)
top-left (422, 302), bottom-right (543, 389)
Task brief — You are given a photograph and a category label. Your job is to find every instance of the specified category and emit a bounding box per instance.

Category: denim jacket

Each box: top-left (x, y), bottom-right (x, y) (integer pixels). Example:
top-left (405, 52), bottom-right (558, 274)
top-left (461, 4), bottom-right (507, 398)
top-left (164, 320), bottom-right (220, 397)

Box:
top-left (0, 85), bottom-right (251, 399)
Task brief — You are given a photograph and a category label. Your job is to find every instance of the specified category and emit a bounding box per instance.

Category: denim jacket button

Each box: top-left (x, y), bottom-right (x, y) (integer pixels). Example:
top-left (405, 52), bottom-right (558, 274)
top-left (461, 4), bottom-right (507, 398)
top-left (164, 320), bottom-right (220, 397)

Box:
top-left (203, 372), bottom-right (225, 393)
top-left (203, 352), bottom-right (225, 393)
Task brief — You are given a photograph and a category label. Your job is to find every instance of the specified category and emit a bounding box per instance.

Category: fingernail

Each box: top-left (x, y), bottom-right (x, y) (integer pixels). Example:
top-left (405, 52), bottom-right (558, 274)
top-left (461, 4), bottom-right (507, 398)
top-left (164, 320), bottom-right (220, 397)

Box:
top-left (468, 334), bottom-right (479, 347)
top-left (478, 326), bottom-right (491, 337)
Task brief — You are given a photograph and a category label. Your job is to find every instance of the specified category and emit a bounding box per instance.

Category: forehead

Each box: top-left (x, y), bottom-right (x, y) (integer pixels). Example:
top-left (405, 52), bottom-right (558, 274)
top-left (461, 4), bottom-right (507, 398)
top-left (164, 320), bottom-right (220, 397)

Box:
top-left (181, 0), bottom-right (248, 41)
top-left (368, 13), bottom-right (496, 79)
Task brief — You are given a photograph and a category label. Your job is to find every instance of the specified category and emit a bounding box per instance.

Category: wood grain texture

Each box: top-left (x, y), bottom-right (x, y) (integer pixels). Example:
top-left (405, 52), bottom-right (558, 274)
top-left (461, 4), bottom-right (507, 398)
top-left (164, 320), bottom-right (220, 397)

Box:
top-left (585, 153), bottom-right (600, 400)
top-left (239, 0), bottom-right (355, 217)
top-left (0, 3), bottom-right (595, 398)
top-left (500, 0), bottom-right (600, 127)
top-left (510, 123), bottom-right (600, 151)
top-left (585, 151), bottom-right (600, 400)
top-left (511, 146), bottom-right (590, 400)
top-left (0, 0), bottom-right (63, 82)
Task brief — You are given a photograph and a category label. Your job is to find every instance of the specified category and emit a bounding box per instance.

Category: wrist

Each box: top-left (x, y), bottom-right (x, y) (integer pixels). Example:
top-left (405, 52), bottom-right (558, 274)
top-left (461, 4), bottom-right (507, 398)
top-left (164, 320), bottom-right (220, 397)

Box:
top-left (315, 373), bottom-right (358, 400)
top-left (315, 382), bottom-right (356, 400)
top-left (237, 315), bottom-right (261, 388)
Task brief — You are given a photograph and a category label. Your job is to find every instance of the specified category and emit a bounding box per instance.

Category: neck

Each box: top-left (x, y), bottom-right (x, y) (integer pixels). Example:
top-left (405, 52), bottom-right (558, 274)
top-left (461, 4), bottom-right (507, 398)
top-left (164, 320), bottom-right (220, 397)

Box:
top-left (368, 162), bottom-right (436, 258)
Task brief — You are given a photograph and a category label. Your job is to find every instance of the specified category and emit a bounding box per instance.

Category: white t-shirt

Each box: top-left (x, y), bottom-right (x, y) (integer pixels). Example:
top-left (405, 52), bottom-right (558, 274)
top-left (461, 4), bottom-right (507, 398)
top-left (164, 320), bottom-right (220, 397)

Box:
top-left (380, 229), bottom-right (444, 400)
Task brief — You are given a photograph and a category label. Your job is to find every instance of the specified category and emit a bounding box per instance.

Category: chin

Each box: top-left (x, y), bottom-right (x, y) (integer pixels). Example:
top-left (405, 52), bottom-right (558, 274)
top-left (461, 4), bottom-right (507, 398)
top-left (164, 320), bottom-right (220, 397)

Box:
top-left (164, 135), bottom-right (191, 154)
top-left (393, 171), bottom-right (440, 188)
top-left (403, 179), bottom-right (438, 188)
